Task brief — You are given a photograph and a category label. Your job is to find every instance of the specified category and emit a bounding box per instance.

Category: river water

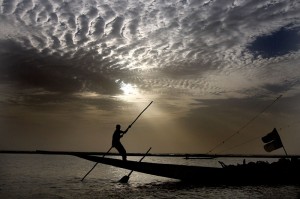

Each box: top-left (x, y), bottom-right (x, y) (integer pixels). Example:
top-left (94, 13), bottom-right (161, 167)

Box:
top-left (0, 154), bottom-right (299, 198)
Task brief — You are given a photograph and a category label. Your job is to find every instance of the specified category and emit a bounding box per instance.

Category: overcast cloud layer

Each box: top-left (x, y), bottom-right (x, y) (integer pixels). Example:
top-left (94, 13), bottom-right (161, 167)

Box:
top-left (0, 0), bottom-right (300, 153)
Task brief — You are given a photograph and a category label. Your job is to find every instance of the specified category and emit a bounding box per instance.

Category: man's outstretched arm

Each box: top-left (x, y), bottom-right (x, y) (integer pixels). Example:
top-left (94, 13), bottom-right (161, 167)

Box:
top-left (124, 125), bottom-right (131, 133)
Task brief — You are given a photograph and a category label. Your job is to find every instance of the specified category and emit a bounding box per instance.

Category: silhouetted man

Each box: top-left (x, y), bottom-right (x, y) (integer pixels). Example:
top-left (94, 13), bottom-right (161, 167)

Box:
top-left (112, 124), bottom-right (131, 161)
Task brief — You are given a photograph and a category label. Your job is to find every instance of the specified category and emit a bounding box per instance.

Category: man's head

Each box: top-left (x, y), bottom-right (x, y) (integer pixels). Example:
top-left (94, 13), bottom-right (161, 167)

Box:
top-left (116, 124), bottom-right (121, 129)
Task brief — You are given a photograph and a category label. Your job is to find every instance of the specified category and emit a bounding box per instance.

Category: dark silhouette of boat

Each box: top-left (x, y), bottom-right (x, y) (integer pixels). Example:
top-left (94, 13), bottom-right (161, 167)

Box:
top-left (2, 127), bottom-right (298, 185)
top-left (1, 150), bottom-right (299, 184)
top-left (75, 154), bottom-right (300, 185)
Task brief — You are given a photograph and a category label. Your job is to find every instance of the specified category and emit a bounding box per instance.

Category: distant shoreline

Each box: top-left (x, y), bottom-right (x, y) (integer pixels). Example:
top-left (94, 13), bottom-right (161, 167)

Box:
top-left (0, 150), bottom-right (299, 158)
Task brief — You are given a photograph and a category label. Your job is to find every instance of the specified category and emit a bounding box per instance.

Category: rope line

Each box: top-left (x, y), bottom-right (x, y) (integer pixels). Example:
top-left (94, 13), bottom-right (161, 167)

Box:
top-left (218, 136), bottom-right (261, 154)
top-left (206, 95), bottom-right (282, 154)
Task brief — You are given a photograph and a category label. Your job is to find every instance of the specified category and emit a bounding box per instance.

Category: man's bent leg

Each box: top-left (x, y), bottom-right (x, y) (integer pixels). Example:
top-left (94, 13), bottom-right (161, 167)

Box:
top-left (120, 144), bottom-right (127, 161)
top-left (115, 143), bottom-right (127, 161)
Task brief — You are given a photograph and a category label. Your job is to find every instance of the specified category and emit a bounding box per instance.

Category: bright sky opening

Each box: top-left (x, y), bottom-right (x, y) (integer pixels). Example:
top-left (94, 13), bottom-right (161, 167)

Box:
top-left (0, 0), bottom-right (300, 155)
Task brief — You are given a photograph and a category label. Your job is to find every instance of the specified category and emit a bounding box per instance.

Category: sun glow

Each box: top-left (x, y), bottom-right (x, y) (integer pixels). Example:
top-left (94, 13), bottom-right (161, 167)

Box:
top-left (115, 80), bottom-right (142, 101)
top-left (120, 81), bottom-right (138, 96)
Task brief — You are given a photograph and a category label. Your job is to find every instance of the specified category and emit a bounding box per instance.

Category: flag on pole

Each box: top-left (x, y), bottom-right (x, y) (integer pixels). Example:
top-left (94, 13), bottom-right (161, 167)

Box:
top-left (261, 128), bottom-right (283, 152)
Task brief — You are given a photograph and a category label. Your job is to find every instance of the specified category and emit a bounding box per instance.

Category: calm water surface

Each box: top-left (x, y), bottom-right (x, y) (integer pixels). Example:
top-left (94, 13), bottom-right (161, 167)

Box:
top-left (0, 154), bottom-right (299, 198)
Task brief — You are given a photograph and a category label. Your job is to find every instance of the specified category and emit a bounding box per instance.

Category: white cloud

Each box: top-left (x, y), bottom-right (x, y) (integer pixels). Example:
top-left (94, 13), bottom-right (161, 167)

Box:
top-left (1, 0), bottom-right (300, 154)
top-left (0, 0), bottom-right (300, 105)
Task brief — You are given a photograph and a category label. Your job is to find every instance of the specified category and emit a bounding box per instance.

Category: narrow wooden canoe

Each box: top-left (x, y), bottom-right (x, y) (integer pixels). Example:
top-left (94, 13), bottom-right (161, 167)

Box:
top-left (75, 154), bottom-right (300, 185)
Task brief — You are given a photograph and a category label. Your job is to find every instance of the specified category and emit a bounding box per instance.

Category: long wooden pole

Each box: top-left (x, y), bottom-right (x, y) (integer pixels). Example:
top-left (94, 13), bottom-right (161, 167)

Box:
top-left (80, 146), bottom-right (113, 181)
top-left (119, 147), bottom-right (152, 183)
top-left (80, 101), bottom-right (153, 182)
top-left (129, 101), bottom-right (153, 127)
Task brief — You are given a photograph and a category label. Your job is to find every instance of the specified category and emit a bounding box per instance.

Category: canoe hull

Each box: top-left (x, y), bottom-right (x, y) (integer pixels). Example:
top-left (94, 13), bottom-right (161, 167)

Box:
top-left (76, 155), bottom-right (300, 185)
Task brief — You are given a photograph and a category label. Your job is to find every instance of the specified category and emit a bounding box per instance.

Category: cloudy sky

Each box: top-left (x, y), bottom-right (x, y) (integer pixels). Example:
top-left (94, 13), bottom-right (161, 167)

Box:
top-left (0, 0), bottom-right (300, 155)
